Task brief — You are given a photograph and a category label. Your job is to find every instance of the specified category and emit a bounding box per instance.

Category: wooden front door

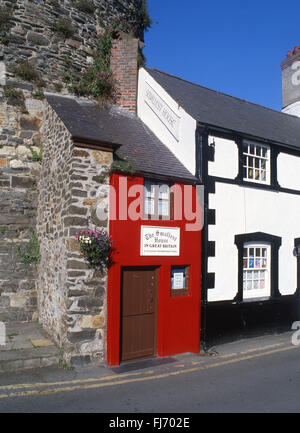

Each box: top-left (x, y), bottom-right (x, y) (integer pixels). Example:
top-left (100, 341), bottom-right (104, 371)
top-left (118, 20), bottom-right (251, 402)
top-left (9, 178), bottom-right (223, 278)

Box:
top-left (120, 268), bottom-right (158, 362)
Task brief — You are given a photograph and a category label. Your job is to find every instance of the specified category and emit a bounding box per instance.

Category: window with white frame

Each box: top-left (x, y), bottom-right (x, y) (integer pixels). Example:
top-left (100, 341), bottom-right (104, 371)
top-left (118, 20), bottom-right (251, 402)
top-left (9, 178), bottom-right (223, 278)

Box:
top-left (243, 243), bottom-right (270, 299)
top-left (144, 180), bottom-right (171, 220)
top-left (243, 141), bottom-right (270, 184)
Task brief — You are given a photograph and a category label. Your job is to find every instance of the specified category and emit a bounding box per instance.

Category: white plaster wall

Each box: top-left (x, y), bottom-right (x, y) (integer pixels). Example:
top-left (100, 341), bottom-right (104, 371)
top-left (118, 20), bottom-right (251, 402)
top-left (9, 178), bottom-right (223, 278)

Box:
top-left (278, 152), bottom-right (300, 190)
top-left (208, 136), bottom-right (239, 179)
top-left (137, 68), bottom-right (197, 176)
top-left (282, 101), bottom-right (300, 118)
top-left (208, 182), bottom-right (299, 302)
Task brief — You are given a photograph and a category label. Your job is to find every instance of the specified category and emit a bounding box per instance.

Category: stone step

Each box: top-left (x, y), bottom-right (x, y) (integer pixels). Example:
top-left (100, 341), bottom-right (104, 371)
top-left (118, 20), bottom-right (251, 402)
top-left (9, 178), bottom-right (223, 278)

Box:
top-left (0, 321), bottom-right (60, 373)
top-left (0, 346), bottom-right (60, 372)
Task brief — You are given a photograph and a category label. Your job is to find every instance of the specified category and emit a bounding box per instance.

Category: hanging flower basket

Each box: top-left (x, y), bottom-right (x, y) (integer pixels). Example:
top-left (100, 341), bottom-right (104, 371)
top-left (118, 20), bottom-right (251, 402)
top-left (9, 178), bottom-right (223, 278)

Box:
top-left (76, 229), bottom-right (113, 269)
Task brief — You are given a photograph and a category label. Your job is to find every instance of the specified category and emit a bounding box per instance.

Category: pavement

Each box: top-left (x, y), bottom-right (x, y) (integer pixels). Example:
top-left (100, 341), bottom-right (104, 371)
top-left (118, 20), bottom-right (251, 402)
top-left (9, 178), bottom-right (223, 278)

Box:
top-left (0, 322), bottom-right (60, 373)
top-left (0, 328), bottom-right (298, 413)
top-left (0, 326), bottom-right (295, 391)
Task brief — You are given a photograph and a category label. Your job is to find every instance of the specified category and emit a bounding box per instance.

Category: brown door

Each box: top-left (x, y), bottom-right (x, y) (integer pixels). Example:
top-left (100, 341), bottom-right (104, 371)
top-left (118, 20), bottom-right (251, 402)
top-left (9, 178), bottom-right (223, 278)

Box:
top-left (120, 268), bottom-right (158, 362)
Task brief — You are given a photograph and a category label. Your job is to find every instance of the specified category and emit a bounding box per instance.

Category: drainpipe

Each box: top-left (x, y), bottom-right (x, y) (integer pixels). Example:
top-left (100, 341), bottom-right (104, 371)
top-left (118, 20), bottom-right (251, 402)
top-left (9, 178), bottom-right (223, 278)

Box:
top-left (196, 123), bottom-right (208, 352)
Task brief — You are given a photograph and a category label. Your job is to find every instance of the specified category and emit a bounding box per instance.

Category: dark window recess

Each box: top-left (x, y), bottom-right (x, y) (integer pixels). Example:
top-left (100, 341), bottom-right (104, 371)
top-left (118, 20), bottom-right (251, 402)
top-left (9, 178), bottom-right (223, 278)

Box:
top-left (171, 266), bottom-right (189, 297)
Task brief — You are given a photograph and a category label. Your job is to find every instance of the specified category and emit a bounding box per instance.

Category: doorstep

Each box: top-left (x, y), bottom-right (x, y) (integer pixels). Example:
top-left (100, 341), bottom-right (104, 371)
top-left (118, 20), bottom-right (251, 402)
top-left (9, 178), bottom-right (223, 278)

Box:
top-left (0, 321), bottom-right (60, 373)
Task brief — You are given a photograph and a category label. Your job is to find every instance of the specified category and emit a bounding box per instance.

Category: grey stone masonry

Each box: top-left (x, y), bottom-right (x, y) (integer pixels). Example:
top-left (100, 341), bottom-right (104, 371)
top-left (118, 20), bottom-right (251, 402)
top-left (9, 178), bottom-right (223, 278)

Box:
top-left (1, 0), bottom-right (144, 93)
top-left (37, 101), bottom-right (113, 364)
top-left (0, 96), bottom-right (43, 323)
top-left (0, 0), bottom-right (143, 326)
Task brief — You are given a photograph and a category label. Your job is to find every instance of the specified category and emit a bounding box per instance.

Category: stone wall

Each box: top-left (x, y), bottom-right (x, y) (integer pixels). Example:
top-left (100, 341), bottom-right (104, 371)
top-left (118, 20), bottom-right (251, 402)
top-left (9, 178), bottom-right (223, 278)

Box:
top-left (38, 101), bottom-right (112, 364)
top-left (0, 0), bottom-right (144, 324)
top-left (0, 94), bottom-right (44, 322)
top-left (1, 0), bottom-right (144, 92)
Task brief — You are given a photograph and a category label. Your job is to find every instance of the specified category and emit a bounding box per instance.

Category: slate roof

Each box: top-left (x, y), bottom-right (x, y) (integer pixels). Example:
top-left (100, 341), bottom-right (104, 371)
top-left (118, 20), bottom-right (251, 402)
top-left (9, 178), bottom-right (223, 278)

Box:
top-left (45, 93), bottom-right (197, 183)
top-left (146, 67), bottom-right (300, 150)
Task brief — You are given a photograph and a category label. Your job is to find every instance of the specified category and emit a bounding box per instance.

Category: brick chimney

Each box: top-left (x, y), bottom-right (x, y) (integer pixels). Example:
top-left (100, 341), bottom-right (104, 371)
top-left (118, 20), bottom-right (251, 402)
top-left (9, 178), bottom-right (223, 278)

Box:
top-left (110, 32), bottom-right (139, 113)
top-left (281, 46), bottom-right (300, 117)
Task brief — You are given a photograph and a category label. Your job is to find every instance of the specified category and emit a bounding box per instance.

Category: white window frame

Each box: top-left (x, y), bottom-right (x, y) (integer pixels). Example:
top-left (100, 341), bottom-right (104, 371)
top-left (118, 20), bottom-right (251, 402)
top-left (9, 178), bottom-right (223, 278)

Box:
top-left (143, 180), bottom-right (171, 220)
top-left (243, 141), bottom-right (270, 185)
top-left (243, 242), bottom-right (271, 299)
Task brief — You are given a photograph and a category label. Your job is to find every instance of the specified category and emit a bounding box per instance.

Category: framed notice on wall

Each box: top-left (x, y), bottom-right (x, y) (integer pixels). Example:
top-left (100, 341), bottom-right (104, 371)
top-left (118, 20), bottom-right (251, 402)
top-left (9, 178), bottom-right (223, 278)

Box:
top-left (140, 226), bottom-right (180, 257)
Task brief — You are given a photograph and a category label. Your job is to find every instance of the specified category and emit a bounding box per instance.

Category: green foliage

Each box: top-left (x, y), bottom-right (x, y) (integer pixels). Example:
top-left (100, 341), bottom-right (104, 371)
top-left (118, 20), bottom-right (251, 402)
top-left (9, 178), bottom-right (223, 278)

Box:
top-left (17, 231), bottom-right (40, 267)
top-left (139, 0), bottom-right (153, 32)
top-left (28, 146), bottom-right (43, 162)
top-left (13, 61), bottom-right (46, 89)
top-left (54, 18), bottom-right (74, 39)
top-left (0, 226), bottom-right (8, 235)
top-left (94, 159), bottom-right (136, 184)
top-left (32, 90), bottom-right (45, 100)
top-left (7, 333), bottom-right (18, 340)
top-left (54, 82), bottom-right (63, 92)
top-left (73, 0), bottom-right (96, 14)
top-left (76, 229), bottom-right (112, 270)
top-left (111, 159), bottom-right (136, 175)
top-left (108, 0), bottom-right (152, 37)
top-left (0, 5), bottom-right (13, 33)
top-left (3, 86), bottom-right (25, 108)
top-left (63, 28), bottom-right (116, 101)
top-left (59, 359), bottom-right (74, 371)
top-left (14, 61), bottom-right (39, 82)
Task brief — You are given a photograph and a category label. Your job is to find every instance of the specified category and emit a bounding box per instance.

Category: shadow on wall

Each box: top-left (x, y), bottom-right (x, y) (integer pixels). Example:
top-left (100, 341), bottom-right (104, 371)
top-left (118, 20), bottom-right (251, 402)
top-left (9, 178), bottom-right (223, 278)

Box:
top-left (205, 296), bottom-right (297, 348)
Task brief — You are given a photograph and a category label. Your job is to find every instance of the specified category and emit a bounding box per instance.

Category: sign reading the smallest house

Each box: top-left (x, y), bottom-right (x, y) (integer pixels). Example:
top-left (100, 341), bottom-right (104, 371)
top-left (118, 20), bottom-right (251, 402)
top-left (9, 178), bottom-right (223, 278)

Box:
top-left (141, 226), bottom-right (180, 256)
top-left (144, 82), bottom-right (180, 140)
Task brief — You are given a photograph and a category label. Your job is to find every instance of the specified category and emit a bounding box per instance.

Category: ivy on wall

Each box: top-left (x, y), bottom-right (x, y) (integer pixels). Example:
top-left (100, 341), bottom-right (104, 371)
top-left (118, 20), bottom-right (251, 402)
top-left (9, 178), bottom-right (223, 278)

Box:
top-left (62, 26), bottom-right (115, 100)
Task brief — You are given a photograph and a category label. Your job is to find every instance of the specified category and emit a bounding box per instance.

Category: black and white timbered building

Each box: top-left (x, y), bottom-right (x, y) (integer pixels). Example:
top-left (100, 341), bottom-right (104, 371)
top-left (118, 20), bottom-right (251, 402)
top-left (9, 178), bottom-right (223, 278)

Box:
top-left (137, 47), bottom-right (300, 345)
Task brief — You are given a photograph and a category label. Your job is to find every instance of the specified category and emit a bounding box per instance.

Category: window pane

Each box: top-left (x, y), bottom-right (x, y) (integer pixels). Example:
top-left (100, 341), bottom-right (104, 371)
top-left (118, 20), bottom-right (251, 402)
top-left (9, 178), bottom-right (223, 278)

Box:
top-left (144, 180), bottom-right (171, 219)
top-left (144, 182), bottom-right (154, 198)
top-left (243, 143), bottom-right (269, 183)
top-left (158, 200), bottom-right (169, 216)
top-left (144, 198), bottom-right (154, 215)
top-left (158, 184), bottom-right (169, 199)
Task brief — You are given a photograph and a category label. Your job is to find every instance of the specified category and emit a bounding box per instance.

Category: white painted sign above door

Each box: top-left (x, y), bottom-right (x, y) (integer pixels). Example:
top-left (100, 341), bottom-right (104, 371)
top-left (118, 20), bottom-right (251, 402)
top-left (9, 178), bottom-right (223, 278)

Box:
top-left (140, 226), bottom-right (180, 256)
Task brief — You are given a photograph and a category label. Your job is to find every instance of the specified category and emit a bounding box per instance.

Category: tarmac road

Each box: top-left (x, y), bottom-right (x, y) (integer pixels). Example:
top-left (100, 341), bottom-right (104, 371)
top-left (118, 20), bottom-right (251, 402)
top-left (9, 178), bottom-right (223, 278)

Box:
top-left (0, 331), bottom-right (300, 414)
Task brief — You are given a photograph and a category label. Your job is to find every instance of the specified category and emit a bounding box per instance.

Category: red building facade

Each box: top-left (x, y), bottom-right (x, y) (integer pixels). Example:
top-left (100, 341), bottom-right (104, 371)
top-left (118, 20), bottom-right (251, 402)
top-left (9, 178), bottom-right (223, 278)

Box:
top-left (107, 173), bottom-right (202, 366)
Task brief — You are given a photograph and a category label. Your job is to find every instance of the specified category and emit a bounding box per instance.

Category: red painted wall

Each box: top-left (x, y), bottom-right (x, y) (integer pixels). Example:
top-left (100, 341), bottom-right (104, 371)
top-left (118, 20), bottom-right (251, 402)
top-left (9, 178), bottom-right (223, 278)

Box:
top-left (107, 173), bottom-right (202, 366)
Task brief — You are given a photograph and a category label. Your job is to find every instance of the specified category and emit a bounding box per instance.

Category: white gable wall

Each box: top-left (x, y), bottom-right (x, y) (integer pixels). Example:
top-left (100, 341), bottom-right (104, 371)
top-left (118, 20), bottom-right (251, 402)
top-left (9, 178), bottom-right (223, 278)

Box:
top-left (137, 68), bottom-right (197, 176)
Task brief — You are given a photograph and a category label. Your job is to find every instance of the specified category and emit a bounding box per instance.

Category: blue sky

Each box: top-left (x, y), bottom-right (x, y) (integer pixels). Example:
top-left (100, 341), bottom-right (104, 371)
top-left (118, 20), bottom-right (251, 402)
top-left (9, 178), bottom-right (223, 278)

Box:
top-left (144, 0), bottom-right (300, 111)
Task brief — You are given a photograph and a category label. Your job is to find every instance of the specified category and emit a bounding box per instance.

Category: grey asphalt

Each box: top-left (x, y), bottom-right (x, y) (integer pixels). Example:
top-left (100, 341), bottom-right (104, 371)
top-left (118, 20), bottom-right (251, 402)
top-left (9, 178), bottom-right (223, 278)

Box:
top-left (0, 330), bottom-right (300, 414)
